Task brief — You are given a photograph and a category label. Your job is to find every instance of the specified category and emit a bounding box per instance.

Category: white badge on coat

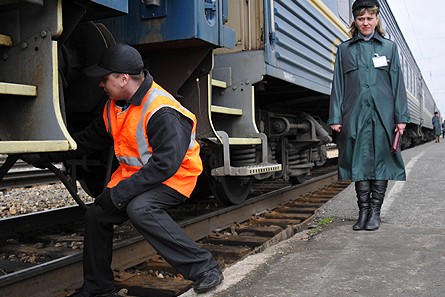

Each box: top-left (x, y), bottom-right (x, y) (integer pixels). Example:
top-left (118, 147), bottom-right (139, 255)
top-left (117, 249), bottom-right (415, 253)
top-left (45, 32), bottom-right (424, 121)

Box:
top-left (372, 53), bottom-right (388, 68)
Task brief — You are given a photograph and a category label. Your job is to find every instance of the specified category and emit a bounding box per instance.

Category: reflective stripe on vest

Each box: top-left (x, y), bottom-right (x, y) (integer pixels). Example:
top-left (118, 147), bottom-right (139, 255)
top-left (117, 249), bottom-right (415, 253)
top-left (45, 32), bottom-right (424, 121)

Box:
top-left (103, 82), bottom-right (202, 198)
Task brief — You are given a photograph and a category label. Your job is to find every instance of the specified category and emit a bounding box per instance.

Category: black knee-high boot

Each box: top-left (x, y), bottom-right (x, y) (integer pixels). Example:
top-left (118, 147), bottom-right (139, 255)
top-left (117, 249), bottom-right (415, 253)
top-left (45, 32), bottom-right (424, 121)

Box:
top-left (353, 181), bottom-right (371, 231)
top-left (365, 180), bottom-right (388, 231)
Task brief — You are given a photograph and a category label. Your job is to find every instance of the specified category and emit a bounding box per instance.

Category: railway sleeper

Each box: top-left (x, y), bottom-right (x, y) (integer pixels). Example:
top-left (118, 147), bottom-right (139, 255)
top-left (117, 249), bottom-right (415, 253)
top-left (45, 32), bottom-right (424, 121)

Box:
top-left (114, 268), bottom-right (192, 297)
top-left (310, 191), bottom-right (341, 197)
top-left (251, 218), bottom-right (303, 229)
top-left (199, 244), bottom-right (252, 262)
top-left (298, 197), bottom-right (332, 203)
top-left (235, 225), bottom-right (283, 237)
top-left (0, 242), bottom-right (79, 256)
top-left (277, 206), bottom-right (320, 214)
top-left (263, 211), bottom-right (312, 220)
top-left (204, 234), bottom-right (270, 248)
top-left (0, 243), bottom-right (78, 273)
top-left (287, 201), bottom-right (325, 208)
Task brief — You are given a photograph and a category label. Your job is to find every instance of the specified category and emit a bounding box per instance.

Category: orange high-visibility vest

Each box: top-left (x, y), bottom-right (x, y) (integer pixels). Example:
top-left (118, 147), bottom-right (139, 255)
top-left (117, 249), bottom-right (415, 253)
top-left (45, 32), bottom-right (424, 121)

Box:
top-left (103, 82), bottom-right (203, 198)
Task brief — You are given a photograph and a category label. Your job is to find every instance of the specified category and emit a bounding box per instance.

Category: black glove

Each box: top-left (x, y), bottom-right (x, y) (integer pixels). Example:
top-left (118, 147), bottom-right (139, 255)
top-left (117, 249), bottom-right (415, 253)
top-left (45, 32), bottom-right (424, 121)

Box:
top-left (94, 188), bottom-right (116, 212)
top-left (20, 153), bottom-right (51, 169)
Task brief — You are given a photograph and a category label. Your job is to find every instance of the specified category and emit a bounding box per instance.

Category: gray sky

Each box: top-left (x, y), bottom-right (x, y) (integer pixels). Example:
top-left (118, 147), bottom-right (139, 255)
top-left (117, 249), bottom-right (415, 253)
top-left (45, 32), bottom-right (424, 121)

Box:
top-left (387, 0), bottom-right (445, 114)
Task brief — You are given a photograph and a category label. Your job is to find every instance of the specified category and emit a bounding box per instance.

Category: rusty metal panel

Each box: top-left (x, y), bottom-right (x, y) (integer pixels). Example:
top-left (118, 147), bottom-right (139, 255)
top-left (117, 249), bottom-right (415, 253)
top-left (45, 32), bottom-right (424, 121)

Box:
top-left (215, 0), bottom-right (265, 54)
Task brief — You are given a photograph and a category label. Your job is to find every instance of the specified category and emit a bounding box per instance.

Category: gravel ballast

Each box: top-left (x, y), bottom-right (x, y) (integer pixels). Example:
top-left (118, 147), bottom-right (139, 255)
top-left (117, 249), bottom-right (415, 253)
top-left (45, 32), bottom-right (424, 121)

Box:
top-left (0, 183), bottom-right (93, 218)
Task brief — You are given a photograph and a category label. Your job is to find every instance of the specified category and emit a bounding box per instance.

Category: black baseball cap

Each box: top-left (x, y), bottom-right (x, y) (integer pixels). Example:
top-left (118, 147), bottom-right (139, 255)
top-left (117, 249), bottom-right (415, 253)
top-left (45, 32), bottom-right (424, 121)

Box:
top-left (84, 43), bottom-right (144, 77)
top-left (352, 0), bottom-right (379, 12)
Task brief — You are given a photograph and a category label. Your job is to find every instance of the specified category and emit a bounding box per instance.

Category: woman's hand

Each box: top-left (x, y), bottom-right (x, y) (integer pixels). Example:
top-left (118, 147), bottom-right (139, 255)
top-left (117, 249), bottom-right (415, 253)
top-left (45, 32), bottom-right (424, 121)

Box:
top-left (395, 123), bottom-right (406, 134)
top-left (330, 124), bottom-right (342, 133)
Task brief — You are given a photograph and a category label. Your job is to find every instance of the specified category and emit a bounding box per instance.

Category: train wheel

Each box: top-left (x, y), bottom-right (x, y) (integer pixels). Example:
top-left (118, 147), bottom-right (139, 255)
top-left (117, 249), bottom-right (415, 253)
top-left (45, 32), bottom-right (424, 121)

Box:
top-left (210, 176), bottom-right (253, 205)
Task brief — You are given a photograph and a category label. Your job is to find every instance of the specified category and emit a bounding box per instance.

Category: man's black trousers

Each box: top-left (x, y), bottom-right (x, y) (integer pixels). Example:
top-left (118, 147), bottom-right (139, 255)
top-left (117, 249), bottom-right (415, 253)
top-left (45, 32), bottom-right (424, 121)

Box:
top-left (82, 185), bottom-right (219, 295)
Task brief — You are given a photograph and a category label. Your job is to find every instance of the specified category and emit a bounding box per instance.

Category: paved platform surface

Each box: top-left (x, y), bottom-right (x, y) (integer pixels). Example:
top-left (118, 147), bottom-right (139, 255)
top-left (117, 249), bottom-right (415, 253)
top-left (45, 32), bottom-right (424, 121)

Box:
top-left (180, 140), bottom-right (445, 297)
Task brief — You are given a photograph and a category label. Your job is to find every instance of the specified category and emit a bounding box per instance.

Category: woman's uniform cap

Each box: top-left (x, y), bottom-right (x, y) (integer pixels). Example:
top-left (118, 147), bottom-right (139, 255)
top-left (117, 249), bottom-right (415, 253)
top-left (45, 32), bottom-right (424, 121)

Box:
top-left (352, 0), bottom-right (380, 12)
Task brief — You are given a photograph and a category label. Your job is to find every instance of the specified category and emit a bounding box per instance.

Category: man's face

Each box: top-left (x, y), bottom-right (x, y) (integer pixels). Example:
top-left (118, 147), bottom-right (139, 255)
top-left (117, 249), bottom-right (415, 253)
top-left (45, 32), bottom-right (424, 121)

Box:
top-left (99, 73), bottom-right (123, 100)
top-left (355, 11), bottom-right (378, 36)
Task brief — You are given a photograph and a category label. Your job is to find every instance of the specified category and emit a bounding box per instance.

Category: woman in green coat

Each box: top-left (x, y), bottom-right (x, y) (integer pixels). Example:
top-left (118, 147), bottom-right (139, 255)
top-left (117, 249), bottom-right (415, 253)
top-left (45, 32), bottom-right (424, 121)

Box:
top-left (327, 0), bottom-right (410, 231)
top-left (432, 112), bottom-right (441, 143)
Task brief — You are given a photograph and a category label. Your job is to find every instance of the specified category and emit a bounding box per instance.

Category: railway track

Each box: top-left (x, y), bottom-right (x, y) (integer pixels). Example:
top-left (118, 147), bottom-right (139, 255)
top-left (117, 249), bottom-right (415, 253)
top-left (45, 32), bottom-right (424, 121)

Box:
top-left (0, 166), bottom-right (348, 297)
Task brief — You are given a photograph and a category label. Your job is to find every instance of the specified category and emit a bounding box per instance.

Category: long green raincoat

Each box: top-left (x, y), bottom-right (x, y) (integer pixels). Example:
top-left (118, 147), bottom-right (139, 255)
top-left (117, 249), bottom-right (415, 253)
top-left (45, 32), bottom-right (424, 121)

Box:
top-left (328, 32), bottom-right (410, 181)
top-left (432, 116), bottom-right (441, 136)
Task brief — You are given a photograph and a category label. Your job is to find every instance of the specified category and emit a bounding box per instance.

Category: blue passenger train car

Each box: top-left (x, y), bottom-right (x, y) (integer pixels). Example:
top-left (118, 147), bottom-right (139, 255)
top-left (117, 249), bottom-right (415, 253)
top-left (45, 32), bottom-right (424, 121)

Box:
top-left (0, 0), bottom-right (438, 204)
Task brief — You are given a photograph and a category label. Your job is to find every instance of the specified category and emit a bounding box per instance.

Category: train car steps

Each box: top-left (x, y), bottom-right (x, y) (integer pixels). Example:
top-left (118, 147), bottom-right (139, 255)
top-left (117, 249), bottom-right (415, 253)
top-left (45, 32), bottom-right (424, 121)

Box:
top-left (211, 78), bottom-right (243, 115)
top-left (211, 78), bottom-right (227, 88)
top-left (0, 34), bottom-right (12, 47)
top-left (210, 105), bottom-right (243, 115)
top-left (0, 82), bottom-right (37, 97)
top-left (210, 131), bottom-right (282, 176)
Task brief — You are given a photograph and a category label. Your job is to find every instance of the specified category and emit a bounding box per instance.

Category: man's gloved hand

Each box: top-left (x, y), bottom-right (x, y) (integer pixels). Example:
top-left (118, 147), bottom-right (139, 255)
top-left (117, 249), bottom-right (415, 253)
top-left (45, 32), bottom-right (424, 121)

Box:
top-left (94, 188), bottom-right (117, 212)
top-left (20, 154), bottom-right (51, 169)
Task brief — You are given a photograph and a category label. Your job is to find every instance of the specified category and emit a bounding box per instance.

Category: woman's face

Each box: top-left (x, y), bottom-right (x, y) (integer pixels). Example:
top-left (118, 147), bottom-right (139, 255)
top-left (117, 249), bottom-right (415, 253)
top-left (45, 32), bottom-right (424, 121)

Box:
top-left (355, 11), bottom-right (378, 36)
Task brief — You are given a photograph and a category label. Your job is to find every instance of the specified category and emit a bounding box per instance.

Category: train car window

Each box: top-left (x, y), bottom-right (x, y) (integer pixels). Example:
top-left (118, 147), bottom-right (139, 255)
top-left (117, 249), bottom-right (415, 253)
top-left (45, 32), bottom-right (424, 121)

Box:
top-left (337, 0), bottom-right (350, 24)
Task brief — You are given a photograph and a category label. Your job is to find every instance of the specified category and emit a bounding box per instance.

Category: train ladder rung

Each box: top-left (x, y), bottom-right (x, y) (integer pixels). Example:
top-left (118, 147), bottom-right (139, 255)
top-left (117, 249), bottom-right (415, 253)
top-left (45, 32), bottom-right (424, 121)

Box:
top-left (227, 137), bottom-right (262, 145)
top-left (210, 104), bottom-right (243, 115)
top-left (207, 137), bottom-right (262, 145)
top-left (211, 78), bottom-right (227, 88)
top-left (0, 34), bottom-right (12, 47)
top-left (0, 82), bottom-right (37, 96)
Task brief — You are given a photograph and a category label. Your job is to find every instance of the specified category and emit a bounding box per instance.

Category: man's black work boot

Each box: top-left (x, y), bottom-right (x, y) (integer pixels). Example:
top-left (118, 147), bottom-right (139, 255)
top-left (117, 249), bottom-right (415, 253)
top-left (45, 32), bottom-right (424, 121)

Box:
top-left (353, 181), bottom-right (371, 231)
top-left (193, 266), bottom-right (224, 293)
top-left (365, 180), bottom-right (388, 231)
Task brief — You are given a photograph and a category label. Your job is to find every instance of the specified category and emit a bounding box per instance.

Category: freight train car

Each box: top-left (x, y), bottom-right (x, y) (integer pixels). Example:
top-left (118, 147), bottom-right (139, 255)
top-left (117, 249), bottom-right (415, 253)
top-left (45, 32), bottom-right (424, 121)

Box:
top-left (0, 0), bottom-right (438, 205)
